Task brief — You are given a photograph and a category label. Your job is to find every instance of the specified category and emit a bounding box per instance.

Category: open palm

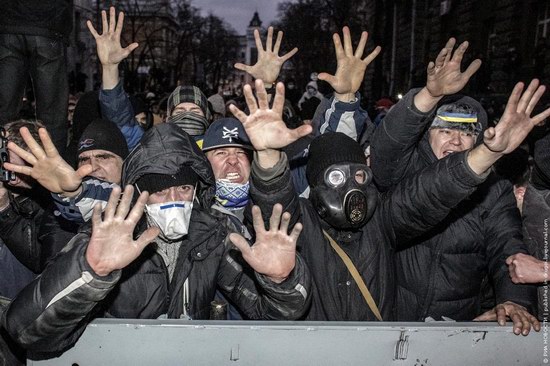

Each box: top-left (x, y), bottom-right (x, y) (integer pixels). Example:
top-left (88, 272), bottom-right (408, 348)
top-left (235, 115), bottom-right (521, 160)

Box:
top-left (229, 204), bottom-right (302, 282)
top-left (230, 80), bottom-right (312, 151)
top-left (426, 38), bottom-right (482, 98)
top-left (86, 7), bottom-right (138, 67)
top-left (234, 26), bottom-right (297, 84)
top-left (484, 79), bottom-right (550, 154)
top-left (318, 26), bottom-right (381, 97)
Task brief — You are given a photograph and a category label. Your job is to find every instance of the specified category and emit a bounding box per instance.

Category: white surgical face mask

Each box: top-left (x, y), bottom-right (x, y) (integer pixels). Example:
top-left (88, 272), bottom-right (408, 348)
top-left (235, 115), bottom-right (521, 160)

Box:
top-left (146, 200), bottom-right (193, 241)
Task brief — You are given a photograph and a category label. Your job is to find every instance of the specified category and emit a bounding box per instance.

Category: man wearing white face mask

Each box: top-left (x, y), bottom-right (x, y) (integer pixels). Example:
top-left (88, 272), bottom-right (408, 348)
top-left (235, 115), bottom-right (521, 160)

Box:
top-left (134, 168), bottom-right (198, 280)
top-left (0, 123), bottom-right (312, 355)
top-left (136, 168), bottom-right (198, 240)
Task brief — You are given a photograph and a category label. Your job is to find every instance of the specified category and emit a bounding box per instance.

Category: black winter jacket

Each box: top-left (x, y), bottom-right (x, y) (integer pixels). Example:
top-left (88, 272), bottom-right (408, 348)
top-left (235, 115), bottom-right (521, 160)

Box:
top-left (0, 187), bottom-right (77, 272)
top-left (522, 184), bottom-right (550, 320)
top-left (1, 124), bottom-right (311, 353)
top-left (370, 89), bottom-right (536, 321)
top-left (249, 150), bottom-right (490, 321)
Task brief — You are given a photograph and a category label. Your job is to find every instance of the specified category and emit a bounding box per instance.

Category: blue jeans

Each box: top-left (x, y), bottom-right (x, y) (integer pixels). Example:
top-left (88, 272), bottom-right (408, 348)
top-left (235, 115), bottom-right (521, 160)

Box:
top-left (0, 34), bottom-right (68, 152)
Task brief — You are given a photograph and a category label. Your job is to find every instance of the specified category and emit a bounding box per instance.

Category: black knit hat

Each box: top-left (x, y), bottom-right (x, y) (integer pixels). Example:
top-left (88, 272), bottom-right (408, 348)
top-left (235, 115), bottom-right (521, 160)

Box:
top-left (78, 118), bottom-right (129, 160)
top-left (306, 132), bottom-right (367, 186)
top-left (135, 166), bottom-right (199, 194)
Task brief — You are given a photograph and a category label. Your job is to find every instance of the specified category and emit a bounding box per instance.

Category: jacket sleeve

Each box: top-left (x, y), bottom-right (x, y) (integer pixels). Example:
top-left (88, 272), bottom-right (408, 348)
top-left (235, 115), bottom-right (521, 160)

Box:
top-left (483, 180), bottom-right (537, 311)
top-left (384, 151), bottom-right (490, 245)
top-left (217, 242), bottom-right (311, 320)
top-left (0, 198), bottom-right (44, 272)
top-left (370, 88), bottom-right (435, 191)
top-left (247, 152), bottom-right (301, 231)
top-left (52, 178), bottom-right (116, 223)
top-left (99, 81), bottom-right (143, 151)
top-left (317, 93), bottom-right (371, 141)
top-left (1, 233), bottom-right (120, 353)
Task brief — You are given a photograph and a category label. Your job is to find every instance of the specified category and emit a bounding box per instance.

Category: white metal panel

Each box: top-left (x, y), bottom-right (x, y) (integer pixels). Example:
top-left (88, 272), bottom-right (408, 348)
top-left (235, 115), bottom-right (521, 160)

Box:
top-left (28, 320), bottom-right (548, 366)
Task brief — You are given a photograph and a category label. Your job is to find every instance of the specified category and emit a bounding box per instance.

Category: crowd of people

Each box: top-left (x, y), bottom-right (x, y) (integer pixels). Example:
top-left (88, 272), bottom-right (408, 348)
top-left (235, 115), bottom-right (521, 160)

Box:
top-left (1, 4), bottom-right (550, 364)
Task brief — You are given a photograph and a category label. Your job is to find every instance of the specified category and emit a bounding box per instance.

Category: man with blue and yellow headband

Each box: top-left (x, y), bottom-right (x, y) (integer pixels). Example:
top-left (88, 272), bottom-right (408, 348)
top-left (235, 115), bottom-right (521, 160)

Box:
top-left (370, 37), bottom-right (538, 335)
top-left (428, 101), bottom-right (484, 159)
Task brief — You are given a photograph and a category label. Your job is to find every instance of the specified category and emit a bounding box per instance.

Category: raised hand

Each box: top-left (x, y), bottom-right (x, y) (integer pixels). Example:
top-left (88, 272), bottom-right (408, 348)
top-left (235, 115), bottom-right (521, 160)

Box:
top-left (484, 79), bottom-right (550, 154)
top-left (318, 26), bottom-right (381, 102)
top-left (229, 204), bottom-right (302, 283)
top-left (86, 185), bottom-right (159, 277)
top-left (425, 38), bottom-right (482, 98)
top-left (229, 79), bottom-right (312, 152)
top-left (474, 301), bottom-right (540, 336)
top-left (234, 26), bottom-right (298, 85)
top-left (5, 127), bottom-right (92, 196)
top-left (86, 7), bottom-right (138, 67)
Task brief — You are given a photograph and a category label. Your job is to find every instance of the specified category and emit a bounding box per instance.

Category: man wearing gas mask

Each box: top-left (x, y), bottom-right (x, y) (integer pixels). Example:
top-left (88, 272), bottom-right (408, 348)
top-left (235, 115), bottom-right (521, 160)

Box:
top-left (230, 79), bottom-right (549, 325)
top-left (1, 122), bottom-right (311, 355)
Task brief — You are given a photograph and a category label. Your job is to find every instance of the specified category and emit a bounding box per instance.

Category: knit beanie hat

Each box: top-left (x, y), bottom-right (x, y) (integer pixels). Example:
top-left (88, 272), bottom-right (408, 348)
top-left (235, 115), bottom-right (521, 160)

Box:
top-left (430, 98), bottom-right (485, 137)
top-left (167, 85), bottom-right (212, 121)
top-left (306, 132), bottom-right (367, 186)
top-left (78, 118), bottom-right (129, 160)
top-left (135, 166), bottom-right (199, 194)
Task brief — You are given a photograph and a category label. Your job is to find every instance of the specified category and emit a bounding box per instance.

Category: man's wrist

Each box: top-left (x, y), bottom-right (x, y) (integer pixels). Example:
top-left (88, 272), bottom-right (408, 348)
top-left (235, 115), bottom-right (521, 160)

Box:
top-left (414, 87), bottom-right (443, 113)
top-left (85, 249), bottom-right (112, 277)
top-left (467, 144), bottom-right (502, 176)
top-left (59, 185), bottom-right (84, 199)
top-left (334, 92), bottom-right (356, 103)
top-left (256, 149), bottom-right (281, 169)
top-left (266, 275), bottom-right (288, 284)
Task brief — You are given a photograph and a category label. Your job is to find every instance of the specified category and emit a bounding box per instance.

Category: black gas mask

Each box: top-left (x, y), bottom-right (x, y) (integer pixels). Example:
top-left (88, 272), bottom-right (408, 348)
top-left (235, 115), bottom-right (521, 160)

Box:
top-left (309, 163), bottom-right (377, 230)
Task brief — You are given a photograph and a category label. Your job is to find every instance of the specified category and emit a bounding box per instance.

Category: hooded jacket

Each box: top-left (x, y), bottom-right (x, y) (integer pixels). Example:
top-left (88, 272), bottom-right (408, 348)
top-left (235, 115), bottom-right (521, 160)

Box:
top-left (370, 88), bottom-right (536, 321)
top-left (1, 124), bottom-right (311, 354)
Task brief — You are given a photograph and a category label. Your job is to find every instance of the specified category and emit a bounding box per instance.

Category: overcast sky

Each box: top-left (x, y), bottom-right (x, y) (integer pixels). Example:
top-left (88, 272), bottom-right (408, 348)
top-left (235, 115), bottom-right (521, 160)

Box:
top-left (192, 0), bottom-right (291, 34)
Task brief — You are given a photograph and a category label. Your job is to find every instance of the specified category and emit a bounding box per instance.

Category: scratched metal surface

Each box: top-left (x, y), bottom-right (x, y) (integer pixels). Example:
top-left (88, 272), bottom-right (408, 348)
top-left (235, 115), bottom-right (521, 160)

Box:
top-left (28, 320), bottom-right (547, 365)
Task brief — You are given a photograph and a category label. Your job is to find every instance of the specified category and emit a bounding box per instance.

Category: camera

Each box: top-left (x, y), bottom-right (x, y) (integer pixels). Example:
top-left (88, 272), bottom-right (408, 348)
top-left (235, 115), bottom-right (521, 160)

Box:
top-left (0, 127), bottom-right (15, 182)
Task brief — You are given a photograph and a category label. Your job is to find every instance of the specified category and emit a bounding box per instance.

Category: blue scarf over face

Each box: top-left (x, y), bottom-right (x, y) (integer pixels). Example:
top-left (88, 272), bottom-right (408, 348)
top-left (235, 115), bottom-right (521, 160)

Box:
top-left (215, 180), bottom-right (250, 210)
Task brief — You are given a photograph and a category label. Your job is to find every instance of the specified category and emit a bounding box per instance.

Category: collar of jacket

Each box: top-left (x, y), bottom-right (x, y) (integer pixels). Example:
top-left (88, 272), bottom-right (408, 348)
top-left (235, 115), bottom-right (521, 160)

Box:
top-left (322, 220), bottom-right (363, 244)
top-left (211, 202), bottom-right (251, 240)
top-left (184, 205), bottom-right (227, 261)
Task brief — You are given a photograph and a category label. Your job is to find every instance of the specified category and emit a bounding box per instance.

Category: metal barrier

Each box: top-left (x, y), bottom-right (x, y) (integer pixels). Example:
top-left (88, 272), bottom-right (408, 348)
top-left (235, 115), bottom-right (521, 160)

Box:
top-left (28, 320), bottom-right (548, 365)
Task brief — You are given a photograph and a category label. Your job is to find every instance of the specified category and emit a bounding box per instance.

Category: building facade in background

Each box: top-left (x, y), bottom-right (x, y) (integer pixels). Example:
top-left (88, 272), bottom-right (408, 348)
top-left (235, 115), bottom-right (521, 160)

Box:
top-left (66, 0), bottom-right (550, 105)
top-left (361, 0), bottom-right (549, 102)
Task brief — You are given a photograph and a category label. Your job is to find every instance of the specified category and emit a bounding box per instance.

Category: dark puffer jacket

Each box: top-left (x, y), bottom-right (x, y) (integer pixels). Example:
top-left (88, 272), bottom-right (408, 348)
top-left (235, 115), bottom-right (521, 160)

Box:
top-left (0, 187), bottom-right (78, 273)
top-left (370, 89), bottom-right (536, 321)
top-left (249, 148), bottom-right (490, 321)
top-left (1, 124), bottom-right (311, 353)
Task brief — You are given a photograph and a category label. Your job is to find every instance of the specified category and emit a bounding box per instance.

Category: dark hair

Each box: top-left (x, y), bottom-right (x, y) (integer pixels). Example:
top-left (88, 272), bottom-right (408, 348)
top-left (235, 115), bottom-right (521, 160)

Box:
top-left (4, 119), bottom-right (46, 151)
